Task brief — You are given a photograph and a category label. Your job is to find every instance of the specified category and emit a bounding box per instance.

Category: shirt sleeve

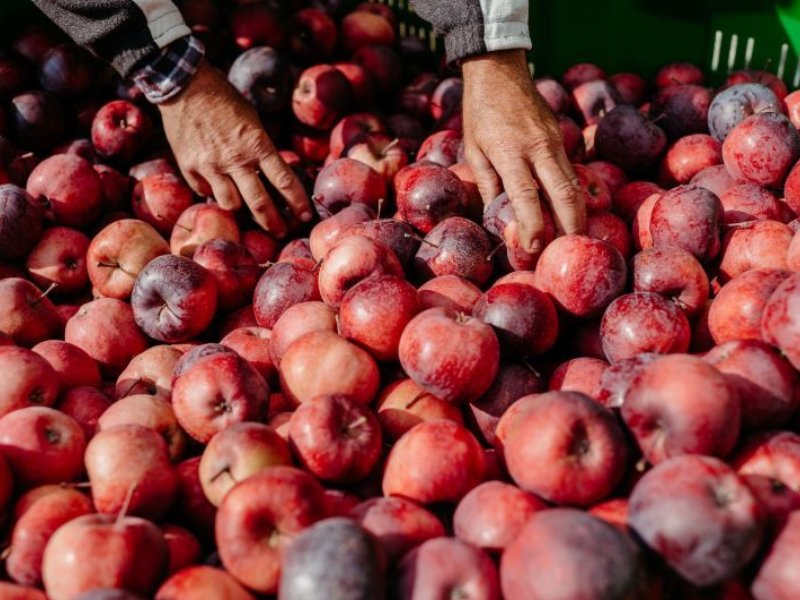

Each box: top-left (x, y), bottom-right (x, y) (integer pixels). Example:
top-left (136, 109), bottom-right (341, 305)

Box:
top-left (410, 0), bottom-right (532, 64)
top-left (31, 0), bottom-right (191, 78)
top-left (131, 34), bottom-right (205, 104)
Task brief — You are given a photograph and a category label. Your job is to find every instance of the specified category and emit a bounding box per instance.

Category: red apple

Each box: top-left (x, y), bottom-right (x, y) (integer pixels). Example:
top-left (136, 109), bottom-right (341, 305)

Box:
top-left (399, 307), bottom-right (500, 404)
top-left (57, 386), bottom-right (113, 439)
top-left (115, 344), bottom-right (183, 400)
top-left (660, 133), bottom-right (722, 186)
top-left (155, 565), bottom-right (254, 600)
top-left (172, 352), bottom-right (269, 443)
top-left (26, 153), bottom-right (103, 226)
top-left (761, 272), bottom-right (800, 369)
top-left (382, 419), bottom-right (485, 504)
top-left (192, 239), bottom-right (259, 312)
top-left (723, 113), bottom-right (800, 188)
top-left (25, 226), bottom-right (89, 295)
top-left (328, 112), bottom-right (385, 159)
top-left (394, 162), bottom-right (469, 233)
top-left (417, 274), bottom-right (482, 314)
top-left (32, 339), bottom-right (101, 390)
top-left (87, 219), bottom-right (169, 300)
top-left (288, 8), bottom-right (337, 61)
top-left (376, 378), bottom-right (463, 442)
top-left (312, 157), bottom-right (386, 218)
top-left (347, 134), bottom-right (408, 182)
top-left (534, 234), bottom-right (627, 319)
top-left (340, 274), bottom-right (419, 361)
top-left (609, 72), bottom-right (647, 105)
top-left (549, 357), bottom-right (608, 400)
top-left (650, 184), bottom-right (722, 262)
top-left (86, 424), bottom-right (177, 519)
top-left (415, 216), bottom-right (493, 286)
top-left (622, 354), bottom-right (740, 463)
top-left (292, 64), bottom-right (353, 130)
top-left (42, 513), bottom-right (168, 600)
top-left (91, 100), bottom-right (152, 162)
top-left (719, 183), bottom-right (782, 225)
top-left (632, 245), bottom-right (710, 317)
top-left (628, 454), bottom-right (761, 587)
top-left (289, 393), bottom-right (382, 483)
top-left (169, 202), bottom-right (240, 258)
top-left (719, 220), bottom-right (792, 281)
top-left (199, 422), bottom-right (292, 507)
top-left (215, 466), bottom-right (326, 594)
top-left (0, 277), bottom-right (61, 346)
top-left (132, 173), bottom-right (195, 236)
top-left (280, 330), bottom-right (380, 406)
top-left (253, 262), bottom-right (320, 328)
top-left (612, 180), bottom-right (662, 223)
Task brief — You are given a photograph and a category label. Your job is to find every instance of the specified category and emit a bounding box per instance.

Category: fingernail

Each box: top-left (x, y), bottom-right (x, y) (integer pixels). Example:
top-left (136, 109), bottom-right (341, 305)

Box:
top-left (300, 210), bottom-right (313, 223)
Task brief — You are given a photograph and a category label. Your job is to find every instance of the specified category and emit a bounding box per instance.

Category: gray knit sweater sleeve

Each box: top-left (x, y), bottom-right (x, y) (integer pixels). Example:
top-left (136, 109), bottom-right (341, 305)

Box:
top-left (30, 0), bottom-right (190, 78)
top-left (410, 0), bottom-right (532, 64)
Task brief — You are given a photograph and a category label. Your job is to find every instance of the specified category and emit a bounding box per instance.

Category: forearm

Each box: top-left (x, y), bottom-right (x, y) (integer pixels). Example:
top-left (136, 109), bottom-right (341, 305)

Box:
top-left (409, 0), bottom-right (532, 65)
top-left (31, 0), bottom-right (190, 78)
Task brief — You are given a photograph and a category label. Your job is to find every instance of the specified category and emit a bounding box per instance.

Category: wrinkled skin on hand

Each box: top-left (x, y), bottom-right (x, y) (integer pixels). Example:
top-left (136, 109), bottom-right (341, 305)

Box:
top-left (159, 60), bottom-right (312, 239)
top-left (462, 50), bottom-right (586, 252)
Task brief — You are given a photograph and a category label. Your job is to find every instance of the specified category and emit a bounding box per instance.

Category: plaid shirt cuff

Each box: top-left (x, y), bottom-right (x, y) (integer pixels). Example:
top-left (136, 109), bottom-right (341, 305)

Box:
top-left (132, 35), bottom-right (205, 104)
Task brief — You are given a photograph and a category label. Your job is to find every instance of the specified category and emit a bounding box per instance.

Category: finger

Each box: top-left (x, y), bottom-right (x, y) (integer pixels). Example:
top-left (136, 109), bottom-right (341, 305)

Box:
top-left (208, 175), bottom-right (243, 211)
top-left (231, 171), bottom-right (287, 238)
top-left (530, 138), bottom-right (586, 235)
top-left (180, 168), bottom-right (211, 198)
top-left (493, 157), bottom-right (545, 254)
top-left (259, 152), bottom-right (313, 223)
top-left (465, 146), bottom-right (502, 204)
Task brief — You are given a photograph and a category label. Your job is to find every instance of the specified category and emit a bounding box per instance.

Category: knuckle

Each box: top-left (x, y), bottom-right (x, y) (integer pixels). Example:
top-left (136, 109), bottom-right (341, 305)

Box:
top-left (272, 169), bottom-right (296, 191)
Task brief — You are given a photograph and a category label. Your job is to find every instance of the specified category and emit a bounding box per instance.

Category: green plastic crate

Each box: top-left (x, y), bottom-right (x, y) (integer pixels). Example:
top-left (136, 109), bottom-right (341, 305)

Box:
top-left (367, 0), bottom-right (800, 87)
top-left (3, 0), bottom-right (800, 87)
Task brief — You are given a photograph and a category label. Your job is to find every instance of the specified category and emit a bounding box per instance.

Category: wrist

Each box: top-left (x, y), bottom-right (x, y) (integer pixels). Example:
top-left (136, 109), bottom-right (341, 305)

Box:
top-left (132, 35), bottom-right (205, 105)
top-left (462, 49), bottom-right (529, 76)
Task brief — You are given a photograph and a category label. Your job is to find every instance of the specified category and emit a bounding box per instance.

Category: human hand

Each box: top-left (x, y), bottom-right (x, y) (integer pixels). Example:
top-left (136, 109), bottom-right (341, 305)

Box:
top-left (461, 50), bottom-right (586, 253)
top-left (158, 60), bottom-right (312, 238)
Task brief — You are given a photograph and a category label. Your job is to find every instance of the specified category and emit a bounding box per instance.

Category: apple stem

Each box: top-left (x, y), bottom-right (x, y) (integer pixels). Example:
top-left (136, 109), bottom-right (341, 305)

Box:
top-left (0, 546), bottom-right (9, 561)
top-left (722, 221), bottom-right (756, 231)
top-left (115, 483), bottom-right (137, 529)
top-left (210, 466), bottom-right (233, 484)
top-left (258, 261), bottom-right (275, 268)
top-left (376, 197), bottom-right (384, 220)
top-left (384, 138), bottom-right (401, 153)
top-left (119, 377), bottom-right (143, 399)
top-left (635, 457), bottom-right (648, 473)
top-left (522, 359), bottom-right (542, 379)
top-left (31, 282), bottom-right (57, 305)
top-left (312, 257), bottom-right (324, 272)
top-left (335, 313), bottom-right (341, 336)
top-left (405, 390), bottom-right (426, 410)
top-left (455, 311), bottom-right (469, 324)
top-left (96, 261), bottom-right (119, 268)
top-left (672, 297), bottom-right (690, 313)
top-left (650, 113), bottom-right (667, 125)
top-left (174, 223), bottom-right (192, 232)
top-left (347, 416), bottom-right (367, 430)
top-left (404, 232), bottom-right (438, 248)
top-left (63, 481), bottom-right (93, 489)
top-left (485, 240), bottom-right (506, 262)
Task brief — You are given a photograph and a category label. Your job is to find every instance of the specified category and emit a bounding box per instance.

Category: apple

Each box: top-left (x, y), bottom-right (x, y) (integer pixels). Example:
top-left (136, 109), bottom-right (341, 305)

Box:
top-left (339, 274), bottom-right (419, 361)
top-left (220, 326), bottom-right (275, 382)
top-left (42, 513), bottom-right (168, 600)
top-left (628, 454), bottom-right (762, 587)
top-left (155, 566), bottom-right (254, 600)
top-left (86, 424), bottom-right (177, 519)
top-left (0, 406), bottom-right (83, 487)
top-left (10, 91), bottom-right (65, 151)
top-left (612, 180), bottom-right (662, 223)
top-left (719, 183), bottom-right (782, 225)
top-left (719, 220), bottom-right (792, 281)
top-left (269, 301), bottom-right (336, 367)
top-left (277, 237), bottom-right (317, 270)
top-left (97, 393), bottom-right (186, 460)
top-left (723, 113), bottom-right (800, 188)
top-left (292, 64), bottom-right (353, 130)
top-left (129, 157), bottom-right (176, 181)
top-left (660, 133), bottom-right (722, 186)
top-left (690, 163), bottom-right (737, 198)
top-left (483, 192), bottom-right (555, 271)
top-left (534, 234), bottom-right (627, 319)
top-left (622, 354), bottom-right (740, 463)
top-left (562, 63), bottom-right (607, 90)
top-left (280, 330), bottom-right (379, 406)
top-left (172, 352), bottom-right (269, 443)
top-left (415, 216), bottom-right (493, 286)
top-left (215, 466), bottom-right (327, 594)
top-left (631, 245), bottom-right (710, 317)
top-left (649, 185), bottom-right (722, 262)
top-left (399, 307), bottom-right (499, 404)
top-left (417, 274), bottom-right (482, 314)
top-left (288, 8), bottom-right (337, 61)
top-left (395, 162), bottom-right (469, 233)
top-left (318, 234), bottom-right (402, 308)
top-left (169, 203), bottom-right (240, 258)
top-left (561, 115), bottom-right (587, 161)
top-left (453, 480), bottom-right (546, 553)
top-left (230, 3), bottom-right (284, 50)
top-left (571, 79), bottom-right (622, 127)
top-left (115, 344), bottom-right (183, 400)
top-left (353, 45), bottom-right (403, 94)
top-left (173, 457), bottom-right (216, 542)
top-left (160, 523), bottom-right (201, 576)
top-left (171, 343), bottom-right (236, 384)
top-left (329, 112), bottom-right (385, 159)
top-left (707, 83), bottom-right (783, 142)
top-left (473, 282), bottom-right (558, 357)
top-left (0, 277), bottom-right (61, 346)
top-left (192, 239), bottom-right (259, 312)
top-left (132, 173), bottom-right (195, 236)
top-left (0, 183), bottom-right (44, 259)
top-left (382, 419), bottom-right (485, 504)
top-left (655, 62), bottom-right (704, 88)
top-left (91, 100), bottom-right (152, 163)
top-left (333, 61), bottom-right (374, 107)
top-left (23, 226), bottom-right (89, 295)
top-left (227, 47), bottom-right (293, 119)
top-left (26, 153), bottom-right (103, 227)
top-left (394, 536), bottom-right (499, 599)
top-left (376, 378), bottom-right (463, 442)
top-left (6, 486), bottom-right (93, 587)
top-left (346, 133), bottom-right (409, 182)
top-left (199, 422), bottom-right (292, 507)
top-left (609, 72), bottom-right (647, 105)
top-left (253, 262), bottom-right (321, 329)
top-left (501, 509), bottom-right (647, 599)
top-left (726, 69), bottom-right (788, 100)
top-left (309, 203), bottom-right (375, 261)
top-left (549, 357), bottom-right (608, 400)
top-left (535, 77), bottom-right (570, 113)
top-left (58, 386), bottom-right (113, 439)
top-left (595, 105), bottom-right (667, 173)
top-left (343, 217), bottom-right (420, 271)
top-left (650, 83), bottom-right (712, 140)
top-left (289, 393), bottom-right (382, 483)
top-left (417, 129), bottom-right (461, 167)
top-left (312, 157), bottom-right (386, 218)
top-left (600, 292), bottom-right (690, 363)
top-left (341, 9), bottom-right (395, 53)
top-left (87, 219), bottom-right (169, 300)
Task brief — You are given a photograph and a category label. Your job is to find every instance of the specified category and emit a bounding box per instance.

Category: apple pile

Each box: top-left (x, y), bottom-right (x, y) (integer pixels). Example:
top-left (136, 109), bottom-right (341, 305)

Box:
top-left (3, 2), bottom-right (800, 599)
